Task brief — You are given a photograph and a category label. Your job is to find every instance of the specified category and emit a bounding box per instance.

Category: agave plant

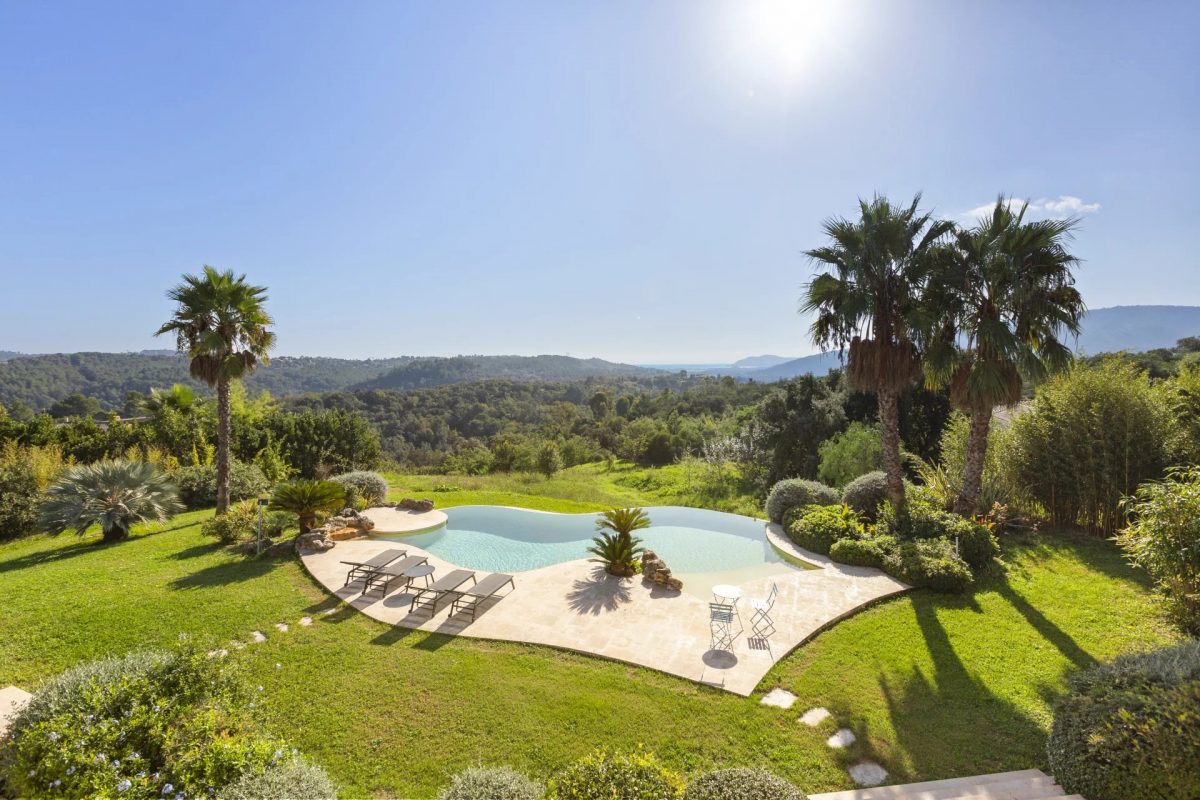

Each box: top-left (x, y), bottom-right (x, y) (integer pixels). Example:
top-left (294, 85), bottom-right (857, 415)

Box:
top-left (39, 460), bottom-right (184, 544)
top-left (591, 507), bottom-right (652, 576)
top-left (587, 531), bottom-right (645, 577)
top-left (269, 479), bottom-right (346, 533)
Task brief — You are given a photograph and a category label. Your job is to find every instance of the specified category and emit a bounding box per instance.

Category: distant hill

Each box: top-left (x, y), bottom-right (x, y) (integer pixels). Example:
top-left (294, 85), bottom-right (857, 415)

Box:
top-left (735, 351), bottom-right (845, 381)
top-left (0, 352), bottom-right (28, 363)
top-left (353, 355), bottom-right (657, 392)
top-left (1074, 305), bottom-right (1200, 355)
top-left (0, 352), bottom-right (661, 410)
top-left (730, 354), bottom-right (795, 369)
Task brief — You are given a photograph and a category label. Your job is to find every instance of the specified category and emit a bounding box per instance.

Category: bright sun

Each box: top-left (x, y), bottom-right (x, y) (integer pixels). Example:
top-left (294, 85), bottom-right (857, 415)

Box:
top-left (711, 0), bottom-right (853, 94)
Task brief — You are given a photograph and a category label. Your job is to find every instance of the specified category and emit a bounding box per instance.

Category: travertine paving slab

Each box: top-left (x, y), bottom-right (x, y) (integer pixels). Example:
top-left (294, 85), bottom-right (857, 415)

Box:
top-left (761, 688), bottom-right (798, 708)
top-left (299, 520), bottom-right (908, 696)
top-left (847, 761), bottom-right (887, 787)
top-left (360, 507), bottom-right (447, 533)
top-left (799, 707), bottom-right (832, 726)
top-left (0, 686), bottom-right (32, 739)
top-left (827, 728), bottom-right (856, 748)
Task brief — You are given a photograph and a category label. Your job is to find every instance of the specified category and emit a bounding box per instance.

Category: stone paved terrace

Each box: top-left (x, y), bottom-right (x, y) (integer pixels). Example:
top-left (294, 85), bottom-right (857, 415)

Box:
top-left (300, 519), bottom-right (908, 695)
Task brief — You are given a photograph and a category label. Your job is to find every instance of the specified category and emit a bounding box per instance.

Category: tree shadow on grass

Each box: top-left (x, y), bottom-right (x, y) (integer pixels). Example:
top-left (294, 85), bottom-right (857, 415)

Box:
top-left (567, 569), bottom-right (632, 615)
top-left (872, 594), bottom-right (1050, 780)
top-left (993, 577), bottom-right (1097, 670)
top-left (0, 538), bottom-right (105, 574)
top-left (169, 556), bottom-right (279, 589)
top-left (167, 543), bottom-right (221, 560)
top-left (1002, 529), bottom-right (1150, 588)
top-left (370, 625), bottom-right (453, 652)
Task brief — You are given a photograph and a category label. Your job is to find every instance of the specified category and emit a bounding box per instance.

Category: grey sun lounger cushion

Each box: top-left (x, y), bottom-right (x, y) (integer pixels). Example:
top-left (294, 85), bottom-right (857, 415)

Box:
top-left (408, 569), bottom-right (476, 614)
top-left (341, 549), bottom-right (407, 586)
top-left (362, 555), bottom-right (430, 596)
top-left (450, 573), bottom-right (515, 621)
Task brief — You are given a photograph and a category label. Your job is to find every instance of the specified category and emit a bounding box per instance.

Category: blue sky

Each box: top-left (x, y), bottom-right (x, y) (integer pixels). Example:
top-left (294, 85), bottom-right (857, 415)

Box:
top-left (1, 1), bottom-right (1197, 363)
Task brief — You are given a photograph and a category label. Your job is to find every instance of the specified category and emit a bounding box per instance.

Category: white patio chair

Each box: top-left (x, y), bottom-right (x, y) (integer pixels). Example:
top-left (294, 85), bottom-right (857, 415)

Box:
top-left (749, 582), bottom-right (779, 638)
top-left (709, 602), bottom-right (738, 651)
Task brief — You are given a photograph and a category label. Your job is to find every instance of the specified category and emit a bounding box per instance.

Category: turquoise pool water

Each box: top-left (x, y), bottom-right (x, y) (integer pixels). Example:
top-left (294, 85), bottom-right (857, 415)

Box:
top-left (381, 505), bottom-right (801, 595)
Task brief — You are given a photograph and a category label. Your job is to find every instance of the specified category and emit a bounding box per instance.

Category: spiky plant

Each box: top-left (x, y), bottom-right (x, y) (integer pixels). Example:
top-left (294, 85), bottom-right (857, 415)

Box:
top-left (140, 383), bottom-right (197, 415)
top-left (156, 267), bottom-right (274, 514)
top-left (269, 479), bottom-right (346, 533)
top-left (587, 531), bottom-right (645, 577)
top-left (802, 194), bottom-right (954, 515)
top-left (39, 460), bottom-right (184, 544)
top-left (923, 197), bottom-right (1083, 514)
top-left (591, 507), bottom-right (652, 576)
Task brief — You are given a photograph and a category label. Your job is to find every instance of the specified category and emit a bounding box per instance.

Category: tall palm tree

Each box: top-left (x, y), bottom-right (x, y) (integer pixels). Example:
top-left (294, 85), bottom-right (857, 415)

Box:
top-left (802, 194), bottom-right (953, 515)
top-left (924, 197), bottom-right (1084, 514)
top-left (40, 460), bottom-right (184, 544)
top-left (156, 267), bottom-right (274, 514)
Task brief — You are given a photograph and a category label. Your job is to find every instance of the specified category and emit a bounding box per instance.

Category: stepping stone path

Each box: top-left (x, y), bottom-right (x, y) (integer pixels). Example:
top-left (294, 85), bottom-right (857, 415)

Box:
top-left (760, 688), bottom-right (797, 709)
top-left (847, 761), bottom-right (888, 787)
top-left (274, 622), bottom-right (289, 633)
top-left (826, 728), bottom-right (856, 748)
top-left (299, 616), bottom-right (313, 626)
top-left (250, 630), bottom-right (267, 643)
top-left (799, 707), bottom-right (831, 726)
top-left (0, 686), bottom-right (32, 739)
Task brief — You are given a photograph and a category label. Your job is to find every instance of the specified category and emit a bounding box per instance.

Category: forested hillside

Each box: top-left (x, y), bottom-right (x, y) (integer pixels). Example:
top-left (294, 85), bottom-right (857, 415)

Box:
top-left (0, 352), bottom-right (660, 410)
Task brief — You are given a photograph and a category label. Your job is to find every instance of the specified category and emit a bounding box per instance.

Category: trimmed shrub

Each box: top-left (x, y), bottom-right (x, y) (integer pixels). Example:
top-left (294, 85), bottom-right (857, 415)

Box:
top-left (1047, 640), bottom-right (1200, 800)
top-left (829, 536), bottom-right (893, 569)
top-left (548, 748), bottom-right (684, 800)
top-left (765, 479), bottom-right (839, 524)
top-left (2, 648), bottom-right (288, 800)
top-left (841, 471), bottom-right (888, 522)
top-left (785, 504), bottom-right (863, 555)
top-left (948, 517), bottom-right (1000, 570)
top-left (173, 461), bottom-right (269, 510)
top-left (684, 768), bottom-right (807, 800)
top-left (439, 765), bottom-right (544, 800)
top-left (221, 759), bottom-right (338, 800)
top-left (329, 471), bottom-right (389, 506)
top-left (200, 501), bottom-right (292, 545)
top-left (884, 539), bottom-right (973, 593)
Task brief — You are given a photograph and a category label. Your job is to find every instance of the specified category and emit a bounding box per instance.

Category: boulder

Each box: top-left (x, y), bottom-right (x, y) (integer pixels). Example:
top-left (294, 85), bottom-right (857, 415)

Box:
top-left (296, 531), bottom-right (335, 553)
top-left (640, 549), bottom-right (681, 591)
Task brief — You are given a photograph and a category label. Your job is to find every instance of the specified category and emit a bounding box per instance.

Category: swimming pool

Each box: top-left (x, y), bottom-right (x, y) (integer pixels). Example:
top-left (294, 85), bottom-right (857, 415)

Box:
top-left (379, 505), bottom-right (804, 597)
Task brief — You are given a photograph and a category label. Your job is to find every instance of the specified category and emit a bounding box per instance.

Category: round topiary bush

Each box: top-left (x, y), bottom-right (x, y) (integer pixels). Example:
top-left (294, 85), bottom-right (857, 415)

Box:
top-left (841, 471), bottom-right (889, 522)
top-left (548, 748), bottom-right (684, 800)
top-left (828, 536), bottom-right (893, 569)
top-left (221, 759), bottom-right (338, 800)
top-left (765, 479), bottom-right (839, 524)
top-left (684, 768), bottom-right (807, 800)
top-left (883, 539), bottom-right (973, 592)
top-left (1047, 639), bottom-right (1200, 800)
top-left (439, 765), bottom-right (544, 800)
top-left (329, 471), bottom-right (389, 506)
top-left (785, 504), bottom-right (863, 556)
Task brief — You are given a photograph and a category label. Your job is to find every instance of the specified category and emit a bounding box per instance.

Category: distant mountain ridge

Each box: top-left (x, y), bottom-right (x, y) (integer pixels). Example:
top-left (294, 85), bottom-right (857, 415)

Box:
top-left (1072, 305), bottom-right (1200, 355)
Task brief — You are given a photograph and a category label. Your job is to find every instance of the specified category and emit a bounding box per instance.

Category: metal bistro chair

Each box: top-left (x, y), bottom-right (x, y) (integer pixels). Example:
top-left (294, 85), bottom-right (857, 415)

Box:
top-left (749, 582), bottom-right (779, 639)
top-left (709, 602), bottom-right (738, 651)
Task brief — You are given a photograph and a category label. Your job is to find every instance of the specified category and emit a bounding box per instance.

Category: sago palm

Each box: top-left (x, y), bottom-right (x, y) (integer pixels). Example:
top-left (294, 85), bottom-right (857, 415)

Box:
top-left (924, 197), bottom-right (1084, 514)
top-left (592, 507), bottom-right (652, 576)
top-left (802, 194), bottom-right (953, 515)
top-left (39, 460), bottom-right (184, 544)
top-left (156, 266), bottom-right (274, 514)
top-left (269, 479), bottom-right (346, 533)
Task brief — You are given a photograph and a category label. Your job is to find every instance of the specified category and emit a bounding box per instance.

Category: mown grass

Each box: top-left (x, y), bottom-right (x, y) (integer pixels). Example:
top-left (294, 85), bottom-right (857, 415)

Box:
top-left (0, 468), bottom-right (1177, 798)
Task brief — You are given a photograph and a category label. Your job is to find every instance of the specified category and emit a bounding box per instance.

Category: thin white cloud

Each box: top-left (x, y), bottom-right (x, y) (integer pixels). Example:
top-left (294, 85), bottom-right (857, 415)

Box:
top-left (960, 195), bottom-right (1101, 221)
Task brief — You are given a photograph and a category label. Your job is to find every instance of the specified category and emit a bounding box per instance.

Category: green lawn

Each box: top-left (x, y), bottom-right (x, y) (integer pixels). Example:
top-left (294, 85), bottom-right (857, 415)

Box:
top-left (0, 467), bottom-right (1177, 798)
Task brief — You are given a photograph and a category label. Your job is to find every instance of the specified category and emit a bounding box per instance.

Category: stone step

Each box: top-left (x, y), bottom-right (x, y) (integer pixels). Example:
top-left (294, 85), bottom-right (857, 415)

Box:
top-left (0, 686), bottom-right (32, 739)
top-left (810, 770), bottom-right (1069, 800)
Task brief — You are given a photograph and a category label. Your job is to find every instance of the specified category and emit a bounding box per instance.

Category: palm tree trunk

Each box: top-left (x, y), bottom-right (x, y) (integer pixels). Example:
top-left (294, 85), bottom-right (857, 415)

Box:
top-left (954, 405), bottom-right (993, 516)
top-left (216, 376), bottom-right (232, 515)
top-left (877, 389), bottom-right (906, 515)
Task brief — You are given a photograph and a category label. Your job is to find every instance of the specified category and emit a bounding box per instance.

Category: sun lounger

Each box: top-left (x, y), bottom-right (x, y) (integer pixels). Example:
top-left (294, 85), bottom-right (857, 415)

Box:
top-left (341, 549), bottom-right (406, 586)
top-left (362, 555), bottom-right (430, 596)
top-left (408, 569), bottom-right (476, 615)
top-left (449, 573), bottom-right (515, 621)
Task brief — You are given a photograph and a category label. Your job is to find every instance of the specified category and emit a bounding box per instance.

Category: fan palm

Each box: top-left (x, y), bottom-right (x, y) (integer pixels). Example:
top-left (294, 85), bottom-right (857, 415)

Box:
top-left (269, 479), bottom-right (346, 533)
top-left (591, 507), bottom-right (652, 576)
top-left (802, 194), bottom-right (954, 515)
top-left (924, 197), bottom-right (1084, 514)
top-left (39, 460), bottom-right (184, 544)
top-left (140, 384), bottom-right (197, 415)
top-left (155, 267), bottom-right (274, 514)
